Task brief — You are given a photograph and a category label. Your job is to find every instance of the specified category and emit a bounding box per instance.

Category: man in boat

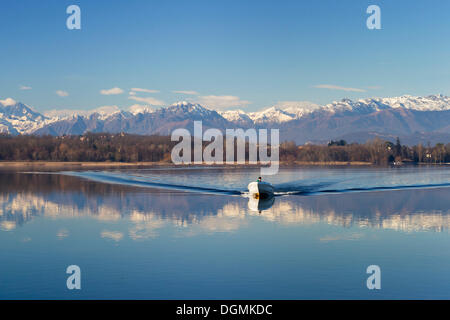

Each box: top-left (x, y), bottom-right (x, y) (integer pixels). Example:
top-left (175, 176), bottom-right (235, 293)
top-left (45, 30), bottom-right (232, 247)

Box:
top-left (257, 177), bottom-right (262, 182)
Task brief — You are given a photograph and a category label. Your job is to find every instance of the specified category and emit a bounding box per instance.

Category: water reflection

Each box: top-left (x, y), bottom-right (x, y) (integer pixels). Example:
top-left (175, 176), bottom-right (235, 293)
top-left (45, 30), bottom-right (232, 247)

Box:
top-left (0, 173), bottom-right (449, 236)
top-left (248, 196), bottom-right (275, 212)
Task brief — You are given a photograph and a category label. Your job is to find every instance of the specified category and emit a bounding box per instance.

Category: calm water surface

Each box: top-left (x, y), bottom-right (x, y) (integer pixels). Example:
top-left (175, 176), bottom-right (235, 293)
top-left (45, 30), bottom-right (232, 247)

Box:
top-left (0, 166), bottom-right (449, 299)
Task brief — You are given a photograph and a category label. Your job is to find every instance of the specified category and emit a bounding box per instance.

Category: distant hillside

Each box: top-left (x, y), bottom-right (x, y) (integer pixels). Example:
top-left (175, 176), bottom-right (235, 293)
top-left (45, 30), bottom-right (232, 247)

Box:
top-left (0, 133), bottom-right (449, 165)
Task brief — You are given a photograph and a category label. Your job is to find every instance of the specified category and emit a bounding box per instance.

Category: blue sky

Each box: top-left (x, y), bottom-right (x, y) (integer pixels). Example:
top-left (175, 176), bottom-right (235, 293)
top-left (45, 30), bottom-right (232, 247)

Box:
top-left (0, 0), bottom-right (449, 112)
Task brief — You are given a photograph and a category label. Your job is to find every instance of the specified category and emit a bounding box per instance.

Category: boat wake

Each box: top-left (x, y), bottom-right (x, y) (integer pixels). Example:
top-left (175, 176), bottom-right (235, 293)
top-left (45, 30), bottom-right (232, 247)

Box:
top-left (62, 171), bottom-right (450, 197)
top-left (273, 180), bottom-right (450, 195)
top-left (63, 171), bottom-right (243, 195)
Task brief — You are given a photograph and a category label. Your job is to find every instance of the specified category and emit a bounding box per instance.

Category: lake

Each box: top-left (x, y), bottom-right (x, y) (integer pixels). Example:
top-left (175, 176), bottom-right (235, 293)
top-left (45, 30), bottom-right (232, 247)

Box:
top-left (0, 166), bottom-right (449, 299)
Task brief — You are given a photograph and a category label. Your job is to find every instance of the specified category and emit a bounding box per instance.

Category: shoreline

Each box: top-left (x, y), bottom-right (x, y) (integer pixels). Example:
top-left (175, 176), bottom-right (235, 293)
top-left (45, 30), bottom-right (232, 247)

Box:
top-left (0, 160), bottom-right (448, 170)
top-left (0, 160), bottom-right (372, 167)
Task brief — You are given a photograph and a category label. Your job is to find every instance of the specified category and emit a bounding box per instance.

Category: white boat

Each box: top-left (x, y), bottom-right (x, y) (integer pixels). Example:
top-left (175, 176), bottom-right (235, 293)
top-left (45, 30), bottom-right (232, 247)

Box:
top-left (247, 181), bottom-right (274, 199)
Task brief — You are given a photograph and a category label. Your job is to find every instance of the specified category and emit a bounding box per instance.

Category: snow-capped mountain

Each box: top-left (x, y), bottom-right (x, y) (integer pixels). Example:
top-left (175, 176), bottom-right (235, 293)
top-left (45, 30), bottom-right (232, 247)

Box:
top-left (219, 109), bottom-right (254, 125)
top-left (248, 107), bottom-right (296, 123)
top-left (220, 101), bottom-right (321, 124)
top-left (129, 104), bottom-right (154, 115)
top-left (1, 95), bottom-right (450, 144)
top-left (163, 101), bottom-right (218, 117)
top-left (374, 94), bottom-right (450, 111)
top-left (0, 100), bottom-right (50, 134)
top-left (321, 94), bottom-right (450, 114)
top-left (269, 101), bottom-right (322, 118)
top-left (31, 101), bottom-right (231, 136)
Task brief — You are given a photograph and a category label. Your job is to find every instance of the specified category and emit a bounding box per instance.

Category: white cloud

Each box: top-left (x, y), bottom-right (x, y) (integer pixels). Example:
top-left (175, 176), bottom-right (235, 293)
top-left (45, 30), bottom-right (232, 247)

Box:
top-left (93, 105), bottom-right (120, 115)
top-left (129, 91), bottom-right (137, 96)
top-left (130, 88), bottom-right (159, 94)
top-left (56, 90), bottom-right (69, 97)
top-left (197, 95), bottom-right (251, 109)
top-left (44, 105), bottom-right (120, 118)
top-left (128, 104), bottom-right (154, 114)
top-left (129, 96), bottom-right (165, 106)
top-left (274, 100), bottom-right (320, 109)
top-left (43, 109), bottom-right (82, 118)
top-left (313, 84), bottom-right (366, 92)
top-left (173, 90), bottom-right (199, 95)
top-left (366, 86), bottom-right (382, 90)
top-left (0, 97), bottom-right (17, 106)
top-left (100, 87), bottom-right (124, 95)
top-left (20, 85), bottom-right (32, 90)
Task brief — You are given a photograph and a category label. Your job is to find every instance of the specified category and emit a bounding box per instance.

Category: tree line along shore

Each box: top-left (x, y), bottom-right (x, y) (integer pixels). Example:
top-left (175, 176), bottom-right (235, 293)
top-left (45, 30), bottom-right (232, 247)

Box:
top-left (0, 133), bottom-right (449, 165)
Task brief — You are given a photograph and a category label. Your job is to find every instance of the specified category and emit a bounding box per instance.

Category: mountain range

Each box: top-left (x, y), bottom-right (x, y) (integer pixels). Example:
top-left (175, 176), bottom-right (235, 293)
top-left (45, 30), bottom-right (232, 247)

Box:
top-left (1, 94), bottom-right (450, 145)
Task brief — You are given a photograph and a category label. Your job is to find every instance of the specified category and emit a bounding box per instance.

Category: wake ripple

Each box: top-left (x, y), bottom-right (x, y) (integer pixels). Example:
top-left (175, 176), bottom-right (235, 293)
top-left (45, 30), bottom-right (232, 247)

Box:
top-left (64, 171), bottom-right (243, 195)
top-left (62, 171), bottom-right (450, 197)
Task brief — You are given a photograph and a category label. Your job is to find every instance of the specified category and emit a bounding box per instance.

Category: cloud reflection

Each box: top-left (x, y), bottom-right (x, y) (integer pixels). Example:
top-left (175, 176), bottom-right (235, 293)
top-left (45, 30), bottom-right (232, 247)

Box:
top-left (57, 228), bottom-right (69, 239)
top-left (101, 230), bottom-right (124, 242)
top-left (0, 173), bottom-right (449, 238)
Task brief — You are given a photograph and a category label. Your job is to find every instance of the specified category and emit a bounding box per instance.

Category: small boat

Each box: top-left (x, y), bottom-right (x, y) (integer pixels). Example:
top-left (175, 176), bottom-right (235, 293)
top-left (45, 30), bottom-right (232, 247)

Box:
top-left (248, 180), bottom-right (274, 199)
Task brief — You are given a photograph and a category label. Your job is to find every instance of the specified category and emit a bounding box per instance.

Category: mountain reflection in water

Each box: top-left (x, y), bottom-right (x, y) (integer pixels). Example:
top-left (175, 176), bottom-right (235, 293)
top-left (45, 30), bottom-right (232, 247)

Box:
top-left (1, 172), bottom-right (449, 235)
